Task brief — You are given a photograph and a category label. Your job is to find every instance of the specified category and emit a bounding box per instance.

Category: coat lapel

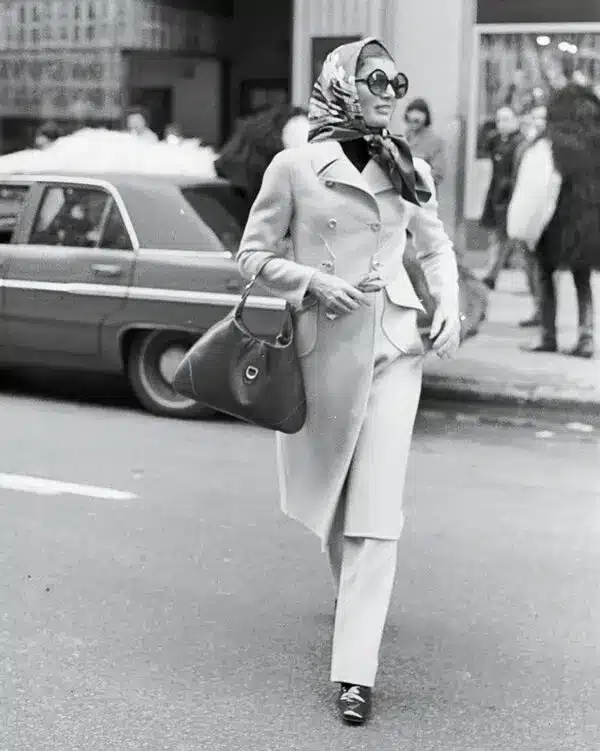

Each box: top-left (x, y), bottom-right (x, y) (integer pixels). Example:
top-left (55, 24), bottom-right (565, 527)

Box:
top-left (362, 157), bottom-right (395, 195)
top-left (310, 141), bottom-right (380, 200)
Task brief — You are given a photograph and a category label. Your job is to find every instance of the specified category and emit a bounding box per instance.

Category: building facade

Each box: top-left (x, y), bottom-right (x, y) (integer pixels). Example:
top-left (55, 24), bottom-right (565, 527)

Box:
top-left (1, 0), bottom-right (600, 238)
top-left (0, 0), bottom-right (292, 152)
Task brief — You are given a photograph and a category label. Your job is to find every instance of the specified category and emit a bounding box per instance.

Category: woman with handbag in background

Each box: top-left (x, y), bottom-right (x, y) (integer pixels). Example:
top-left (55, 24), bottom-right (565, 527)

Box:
top-left (236, 38), bottom-right (460, 724)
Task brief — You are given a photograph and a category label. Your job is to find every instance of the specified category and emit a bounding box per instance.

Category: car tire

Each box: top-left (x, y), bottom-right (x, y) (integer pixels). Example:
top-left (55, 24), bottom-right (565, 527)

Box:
top-left (127, 329), bottom-right (214, 419)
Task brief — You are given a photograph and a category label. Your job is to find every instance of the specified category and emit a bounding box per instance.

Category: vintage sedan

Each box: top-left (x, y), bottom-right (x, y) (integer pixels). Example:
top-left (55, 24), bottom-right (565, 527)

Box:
top-left (0, 173), bottom-right (287, 418)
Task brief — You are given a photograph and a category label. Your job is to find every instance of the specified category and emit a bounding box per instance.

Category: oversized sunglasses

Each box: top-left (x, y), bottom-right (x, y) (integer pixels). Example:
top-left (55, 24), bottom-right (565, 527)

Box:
top-left (355, 69), bottom-right (409, 99)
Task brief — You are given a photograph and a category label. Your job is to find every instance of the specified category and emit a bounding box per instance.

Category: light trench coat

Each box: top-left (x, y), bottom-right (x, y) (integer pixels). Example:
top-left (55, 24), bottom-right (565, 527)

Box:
top-left (237, 140), bottom-right (458, 549)
top-left (506, 137), bottom-right (562, 251)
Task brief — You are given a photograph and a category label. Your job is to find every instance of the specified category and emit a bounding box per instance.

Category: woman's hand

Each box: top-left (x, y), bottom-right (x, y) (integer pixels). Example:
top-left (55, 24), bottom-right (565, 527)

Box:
top-left (308, 271), bottom-right (369, 317)
top-left (429, 301), bottom-right (461, 358)
top-left (356, 270), bottom-right (386, 293)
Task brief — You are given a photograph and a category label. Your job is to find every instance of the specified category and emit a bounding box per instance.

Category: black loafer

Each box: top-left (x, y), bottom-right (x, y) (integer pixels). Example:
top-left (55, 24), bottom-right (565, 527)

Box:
top-left (519, 315), bottom-right (541, 328)
top-left (565, 342), bottom-right (594, 359)
top-left (520, 341), bottom-right (558, 354)
top-left (338, 684), bottom-right (372, 724)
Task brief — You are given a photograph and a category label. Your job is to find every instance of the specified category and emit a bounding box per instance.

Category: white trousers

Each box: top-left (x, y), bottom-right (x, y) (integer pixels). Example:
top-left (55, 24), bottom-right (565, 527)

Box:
top-left (327, 494), bottom-right (399, 688)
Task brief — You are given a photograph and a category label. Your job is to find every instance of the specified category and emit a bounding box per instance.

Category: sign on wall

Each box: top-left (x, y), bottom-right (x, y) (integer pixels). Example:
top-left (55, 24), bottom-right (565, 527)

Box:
top-left (0, 50), bottom-right (122, 119)
top-left (310, 36), bottom-right (361, 87)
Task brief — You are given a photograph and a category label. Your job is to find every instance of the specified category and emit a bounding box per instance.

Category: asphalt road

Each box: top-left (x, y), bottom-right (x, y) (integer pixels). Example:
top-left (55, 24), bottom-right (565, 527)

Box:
top-left (0, 371), bottom-right (599, 750)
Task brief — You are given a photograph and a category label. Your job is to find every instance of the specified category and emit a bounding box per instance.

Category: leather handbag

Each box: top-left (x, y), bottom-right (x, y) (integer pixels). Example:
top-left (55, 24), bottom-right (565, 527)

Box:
top-left (172, 257), bottom-right (307, 434)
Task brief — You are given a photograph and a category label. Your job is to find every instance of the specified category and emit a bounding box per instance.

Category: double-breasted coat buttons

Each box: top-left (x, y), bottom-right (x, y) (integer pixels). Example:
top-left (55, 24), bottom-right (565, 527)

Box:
top-left (370, 221), bottom-right (381, 232)
top-left (328, 218), bottom-right (337, 229)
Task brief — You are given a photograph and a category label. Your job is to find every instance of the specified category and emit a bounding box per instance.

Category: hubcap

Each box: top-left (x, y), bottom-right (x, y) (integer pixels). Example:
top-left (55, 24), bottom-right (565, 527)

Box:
top-left (137, 332), bottom-right (199, 412)
top-left (158, 345), bottom-right (188, 384)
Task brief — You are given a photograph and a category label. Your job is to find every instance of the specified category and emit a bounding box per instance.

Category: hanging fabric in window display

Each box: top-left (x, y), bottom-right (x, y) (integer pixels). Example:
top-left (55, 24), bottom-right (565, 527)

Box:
top-left (465, 27), bottom-right (600, 221)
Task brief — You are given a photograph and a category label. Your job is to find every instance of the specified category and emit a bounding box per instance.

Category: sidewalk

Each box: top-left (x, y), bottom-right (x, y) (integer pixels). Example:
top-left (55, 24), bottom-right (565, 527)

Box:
top-left (422, 267), bottom-right (600, 416)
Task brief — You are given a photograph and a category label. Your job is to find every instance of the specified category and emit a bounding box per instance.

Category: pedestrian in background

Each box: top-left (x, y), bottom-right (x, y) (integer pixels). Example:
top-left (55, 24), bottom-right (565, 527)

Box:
top-left (402, 97), bottom-right (447, 320)
top-left (125, 108), bottom-right (159, 142)
top-left (163, 122), bottom-right (184, 144)
top-left (508, 83), bottom-right (600, 358)
top-left (403, 97), bottom-right (447, 186)
top-left (34, 121), bottom-right (62, 150)
top-left (214, 103), bottom-right (308, 210)
top-left (236, 37), bottom-right (459, 725)
top-left (480, 106), bottom-right (524, 290)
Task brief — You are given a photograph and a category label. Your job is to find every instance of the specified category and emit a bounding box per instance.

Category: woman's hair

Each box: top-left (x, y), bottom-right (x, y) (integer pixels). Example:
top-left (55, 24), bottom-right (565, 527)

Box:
top-left (356, 41), bottom-right (393, 75)
top-left (405, 98), bottom-right (432, 127)
top-left (215, 103), bottom-right (308, 204)
top-left (547, 83), bottom-right (600, 177)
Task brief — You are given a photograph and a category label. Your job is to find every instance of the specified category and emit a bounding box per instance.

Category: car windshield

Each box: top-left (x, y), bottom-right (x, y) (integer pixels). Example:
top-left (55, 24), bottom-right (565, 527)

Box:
top-left (180, 185), bottom-right (249, 254)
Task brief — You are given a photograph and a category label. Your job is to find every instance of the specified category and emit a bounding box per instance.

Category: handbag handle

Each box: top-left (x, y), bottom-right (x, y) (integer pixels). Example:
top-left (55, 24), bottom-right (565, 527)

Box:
top-left (234, 255), bottom-right (294, 343)
top-left (235, 255), bottom-right (283, 316)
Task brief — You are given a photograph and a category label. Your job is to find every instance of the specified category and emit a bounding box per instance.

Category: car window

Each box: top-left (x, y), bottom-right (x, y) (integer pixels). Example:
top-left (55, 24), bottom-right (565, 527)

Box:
top-left (30, 185), bottom-right (110, 247)
top-left (0, 184), bottom-right (30, 243)
top-left (99, 201), bottom-right (133, 251)
top-left (180, 187), bottom-right (244, 253)
top-left (29, 185), bottom-right (132, 251)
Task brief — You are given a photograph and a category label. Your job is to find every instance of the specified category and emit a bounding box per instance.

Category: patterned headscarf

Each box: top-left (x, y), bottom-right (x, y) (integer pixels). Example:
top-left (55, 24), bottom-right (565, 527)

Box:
top-left (308, 37), bottom-right (431, 206)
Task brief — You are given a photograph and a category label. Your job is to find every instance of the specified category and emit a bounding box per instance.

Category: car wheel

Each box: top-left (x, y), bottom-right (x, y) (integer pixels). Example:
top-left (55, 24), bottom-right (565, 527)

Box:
top-left (127, 330), bottom-right (213, 419)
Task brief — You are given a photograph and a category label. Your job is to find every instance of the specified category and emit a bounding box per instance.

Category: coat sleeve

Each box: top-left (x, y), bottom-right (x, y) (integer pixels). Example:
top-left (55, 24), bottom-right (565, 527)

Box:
top-left (407, 159), bottom-right (459, 311)
top-left (236, 150), bottom-right (317, 310)
top-left (507, 139), bottom-right (562, 250)
top-left (428, 135), bottom-right (447, 186)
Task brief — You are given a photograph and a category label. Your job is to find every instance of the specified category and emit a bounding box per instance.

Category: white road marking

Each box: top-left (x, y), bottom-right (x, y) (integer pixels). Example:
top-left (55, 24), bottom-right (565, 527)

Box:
top-left (0, 473), bottom-right (136, 501)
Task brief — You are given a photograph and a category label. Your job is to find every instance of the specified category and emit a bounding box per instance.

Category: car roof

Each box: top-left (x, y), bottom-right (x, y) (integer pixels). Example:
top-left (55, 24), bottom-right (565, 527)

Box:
top-left (0, 172), bottom-right (237, 251)
top-left (0, 171), bottom-right (233, 191)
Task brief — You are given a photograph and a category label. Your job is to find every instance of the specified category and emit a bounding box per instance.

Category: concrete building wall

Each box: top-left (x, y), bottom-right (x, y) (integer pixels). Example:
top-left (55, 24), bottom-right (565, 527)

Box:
top-left (386, 0), bottom-right (475, 236)
top-left (292, 0), bottom-right (388, 105)
top-left (227, 0), bottom-right (291, 124)
top-left (126, 54), bottom-right (222, 143)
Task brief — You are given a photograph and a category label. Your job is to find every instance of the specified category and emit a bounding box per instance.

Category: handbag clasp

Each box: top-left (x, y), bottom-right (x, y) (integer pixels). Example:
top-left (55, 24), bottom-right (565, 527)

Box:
top-left (245, 365), bottom-right (259, 381)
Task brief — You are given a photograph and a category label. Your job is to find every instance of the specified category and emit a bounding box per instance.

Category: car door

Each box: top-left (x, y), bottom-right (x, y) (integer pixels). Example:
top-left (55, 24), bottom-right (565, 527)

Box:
top-left (0, 182), bottom-right (32, 345)
top-left (4, 181), bottom-right (136, 358)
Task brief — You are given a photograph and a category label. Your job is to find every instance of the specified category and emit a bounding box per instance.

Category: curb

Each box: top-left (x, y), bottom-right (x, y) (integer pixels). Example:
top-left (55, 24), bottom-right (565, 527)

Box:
top-left (421, 374), bottom-right (600, 420)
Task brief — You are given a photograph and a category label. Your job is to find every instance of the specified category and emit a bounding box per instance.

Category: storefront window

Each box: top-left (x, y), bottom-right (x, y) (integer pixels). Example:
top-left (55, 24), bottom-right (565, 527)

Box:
top-left (476, 31), bottom-right (600, 156)
top-left (465, 26), bottom-right (600, 219)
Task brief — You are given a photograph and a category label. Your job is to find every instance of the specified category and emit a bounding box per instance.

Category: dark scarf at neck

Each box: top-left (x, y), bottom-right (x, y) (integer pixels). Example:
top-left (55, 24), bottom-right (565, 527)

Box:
top-left (310, 126), bottom-right (431, 206)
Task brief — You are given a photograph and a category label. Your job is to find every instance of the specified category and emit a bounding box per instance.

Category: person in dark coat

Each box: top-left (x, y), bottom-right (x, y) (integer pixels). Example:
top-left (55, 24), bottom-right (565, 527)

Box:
top-left (480, 106), bottom-right (524, 289)
top-left (214, 104), bottom-right (309, 210)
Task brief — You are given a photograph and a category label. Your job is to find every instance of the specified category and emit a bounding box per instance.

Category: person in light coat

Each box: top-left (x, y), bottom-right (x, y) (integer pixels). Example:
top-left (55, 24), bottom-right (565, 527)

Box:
top-left (236, 38), bottom-right (460, 724)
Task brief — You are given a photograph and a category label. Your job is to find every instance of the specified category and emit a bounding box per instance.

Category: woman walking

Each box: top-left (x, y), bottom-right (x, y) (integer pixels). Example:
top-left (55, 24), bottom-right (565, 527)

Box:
top-left (236, 38), bottom-right (459, 724)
